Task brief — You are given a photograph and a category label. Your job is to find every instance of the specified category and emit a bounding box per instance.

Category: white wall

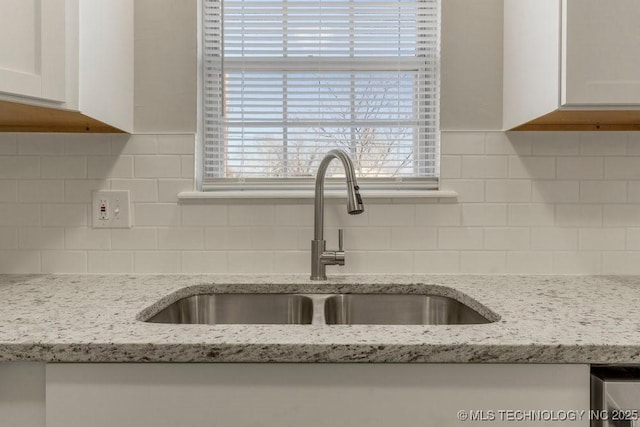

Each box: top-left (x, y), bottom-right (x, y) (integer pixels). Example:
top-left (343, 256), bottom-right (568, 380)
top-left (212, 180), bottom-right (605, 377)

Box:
top-left (0, 0), bottom-right (639, 274)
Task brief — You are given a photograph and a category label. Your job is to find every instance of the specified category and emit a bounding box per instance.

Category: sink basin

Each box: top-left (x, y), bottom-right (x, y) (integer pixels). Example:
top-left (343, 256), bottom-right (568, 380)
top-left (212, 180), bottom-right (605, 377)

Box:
top-left (143, 292), bottom-right (495, 326)
top-left (323, 294), bottom-right (491, 325)
top-left (146, 294), bottom-right (314, 325)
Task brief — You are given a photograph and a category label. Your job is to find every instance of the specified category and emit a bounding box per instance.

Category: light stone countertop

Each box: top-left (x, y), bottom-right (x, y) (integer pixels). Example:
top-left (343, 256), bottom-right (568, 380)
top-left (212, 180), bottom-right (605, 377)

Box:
top-left (0, 274), bottom-right (638, 363)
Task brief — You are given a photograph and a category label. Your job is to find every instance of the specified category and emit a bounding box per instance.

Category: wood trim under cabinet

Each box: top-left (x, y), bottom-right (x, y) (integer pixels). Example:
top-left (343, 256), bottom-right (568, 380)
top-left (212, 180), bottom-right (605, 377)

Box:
top-left (0, 100), bottom-right (125, 133)
top-left (510, 110), bottom-right (640, 131)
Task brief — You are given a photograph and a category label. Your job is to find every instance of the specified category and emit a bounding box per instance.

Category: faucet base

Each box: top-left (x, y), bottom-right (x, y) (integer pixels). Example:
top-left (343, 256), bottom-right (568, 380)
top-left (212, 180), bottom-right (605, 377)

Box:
top-left (310, 239), bottom-right (327, 281)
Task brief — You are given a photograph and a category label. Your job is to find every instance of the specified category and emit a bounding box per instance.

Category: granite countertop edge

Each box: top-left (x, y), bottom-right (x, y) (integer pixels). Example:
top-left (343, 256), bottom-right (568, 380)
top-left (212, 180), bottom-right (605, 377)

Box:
top-left (0, 274), bottom-right (638, 364)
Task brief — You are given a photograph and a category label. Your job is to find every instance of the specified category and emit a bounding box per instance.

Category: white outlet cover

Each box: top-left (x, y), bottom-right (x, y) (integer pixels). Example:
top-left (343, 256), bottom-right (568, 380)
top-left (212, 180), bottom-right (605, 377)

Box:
top-left (92, 190), bottom-right (132, 228)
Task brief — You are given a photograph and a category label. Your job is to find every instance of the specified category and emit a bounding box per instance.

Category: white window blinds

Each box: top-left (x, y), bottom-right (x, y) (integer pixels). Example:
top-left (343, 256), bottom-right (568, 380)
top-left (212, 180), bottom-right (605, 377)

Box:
top-left (202, 0), bottom-right (439, 187)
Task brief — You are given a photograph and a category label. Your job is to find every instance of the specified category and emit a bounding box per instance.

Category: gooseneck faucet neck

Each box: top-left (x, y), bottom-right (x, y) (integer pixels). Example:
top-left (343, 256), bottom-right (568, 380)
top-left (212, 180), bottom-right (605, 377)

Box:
top-left (311, 149), bottom-right (364, 280)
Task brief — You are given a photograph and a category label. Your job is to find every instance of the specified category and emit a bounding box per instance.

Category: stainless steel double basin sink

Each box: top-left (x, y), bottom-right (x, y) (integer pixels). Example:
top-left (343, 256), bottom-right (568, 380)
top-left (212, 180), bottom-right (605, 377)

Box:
top-left (145, 293), bottom-right (494, 326)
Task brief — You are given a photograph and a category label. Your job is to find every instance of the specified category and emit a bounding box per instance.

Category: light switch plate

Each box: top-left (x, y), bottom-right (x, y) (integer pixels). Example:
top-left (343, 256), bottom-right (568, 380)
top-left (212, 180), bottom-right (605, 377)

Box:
top-left (92, 190), bottom-right (131, 228)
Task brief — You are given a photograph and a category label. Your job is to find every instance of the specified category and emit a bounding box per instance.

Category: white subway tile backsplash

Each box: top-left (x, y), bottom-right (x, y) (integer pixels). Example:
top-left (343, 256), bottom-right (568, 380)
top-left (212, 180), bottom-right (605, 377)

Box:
top-left (64, 180), bottom-right (109, 203)
top-left (18, 134), bottom-right (65, 154)
top-left (158, 227), bottom-right (205, 249)
top-left (205, 227), bottom-right (252, 250)
top-left (555, 204), bottom-right (602, 227)
top-left (438, 227), bottom-right (483, 250)
top-left (42, 251), bottom-right (87, 273)
top-left (181, 251), bottom-right (227, 273)
top-left (111, 228), bottom-right (158, 250)
top-left (460, 251), bottom-right (506, 274)
top-left (368, 205), bottom-right (415, 226)
top-left (485, 180), bottom-right (531, 203)
top-left (0, 181), bottom-right (19, 203)
top-left (250, 227), bottom-right (298, 250)
top-left (273, 251), bottom-right (308, 274)
top-left (65, 227), bottom-right (111, 250)
top-left (487, 132), bottom-right (531, 155)
top-left (556, 157), bottom-right (603, 180)
top-left (367, 251), bottom-right (413, 273)
top-left (181, 155), bottom-right (195, 178)
top-left (0, 204), bottom-right (41, 226)
top-left (229, 205), bottom-right (275, 226)
top-left (440, 155), bottom-right (461, 178)
top-left (112, 135), bottom-right (157, 155)
top-left (88, 156), bottom-right (133, 179)
top-left (135, 203), bottom-right (181, 226)
top-left (506, 252), bottom-right (553, 274)
top-left (275, 205), bottom-right (314, 226)
top-left (413, 251), bottom-right (460, 273)
top-left (441, 132), bottom-right (484, 155)
top-left (3, 131), bottom-right (640, 274)
top-left (111, 179), bottom-right (158, 202)
top-left (158, 135), bottom-right (195, 154)
top-left (531, 181), bottom-right (580, 203)
top-left (509, 156), bottom-right (555, 179)
top-left (439, 179), bottom-right (485, 202)
top-left (579, 228), bottom-right (626, 251)
top-left (552, 251), bottom-right (601, 274)
top-left (0, 134), bottom-right (18, 153)
top-left (483, 227), bottom-right (529, 250)
top-left (391, 227), bottom-right (437, 250)
top-left (135, 155), bottom-right (182, 178)
top-left (461, 204), bottom-right (507, 226)
top-left (508, 204), bottom-right (555, 226)
top-left (0, 250), bottom-right (40, 273)
top-left (63, 135), bottom-right (110, 155)
top-left (134, 251), bottom-right (181, 273)
top-left (0, 157), bottom-right (40, 179)
top-left (345, 227), bottom-right (391, 250)
top-left (181, 204), bottom-right (228, 226)
top-left (19, 227), bottom-right (64, 249)
top-left (415, 203), bottom-right (461, 226)
top-left (461, 156), bottom-right (508, 179)
top-left (603, 205), bottom-right (640, 227)
top-left (627, 228), bottom-right (640, 250)
top-left (602, 252), bottom-right (640, 274)
top-left (604, 157), bottom-right (640, 180)
top-left (42, 204), bottom-right (87, 227)
top-left (0, 228), bottom-right (18, 249)
top-left (227, 251), bottom-right (273, 273)
top-left (42, 156), bottom-right (86, 179)
top-left (581, 133), bottom-right (627, 156)
top-left (88, 251), bottom-right (134, 273)
top-left (580, 181), bottom-right (627, 203)
top-left (158, 179), bottom-right (193, 202)
top-left (531, 132), bottom-right (580, 156)
top-left (530, 227), bottom-right (578, 250)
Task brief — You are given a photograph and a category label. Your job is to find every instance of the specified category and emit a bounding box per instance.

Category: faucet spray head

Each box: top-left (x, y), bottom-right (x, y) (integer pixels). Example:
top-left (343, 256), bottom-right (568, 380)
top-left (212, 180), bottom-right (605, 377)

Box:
top-left (347, 184), bottom-right (364, 215)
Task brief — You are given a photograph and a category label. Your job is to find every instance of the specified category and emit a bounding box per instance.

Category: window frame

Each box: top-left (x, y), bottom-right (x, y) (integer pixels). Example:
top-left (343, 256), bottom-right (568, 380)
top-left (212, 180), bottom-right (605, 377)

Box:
top-left (196, 0), bottom-right (441, 193)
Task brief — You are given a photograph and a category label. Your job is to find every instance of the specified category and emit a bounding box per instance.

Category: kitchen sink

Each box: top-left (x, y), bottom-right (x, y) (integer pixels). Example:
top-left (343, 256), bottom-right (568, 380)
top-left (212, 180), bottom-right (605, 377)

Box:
top-left (146, 294), bottom-right (314, 325)
top-left (323, 294), bottom-right (491, 325)
top-left (144, 292), bottom-right (494, 326)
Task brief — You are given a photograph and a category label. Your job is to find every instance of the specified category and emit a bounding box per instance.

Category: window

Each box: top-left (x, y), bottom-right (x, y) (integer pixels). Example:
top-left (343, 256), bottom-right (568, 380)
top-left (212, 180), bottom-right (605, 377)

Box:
top-left (201, 0), bottom-right (440, 191)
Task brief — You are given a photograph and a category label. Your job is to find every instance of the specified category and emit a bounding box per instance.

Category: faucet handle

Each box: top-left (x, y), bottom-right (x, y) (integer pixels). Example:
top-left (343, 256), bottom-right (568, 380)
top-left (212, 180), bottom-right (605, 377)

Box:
top-left (338, 229), bottom-right (344, 251)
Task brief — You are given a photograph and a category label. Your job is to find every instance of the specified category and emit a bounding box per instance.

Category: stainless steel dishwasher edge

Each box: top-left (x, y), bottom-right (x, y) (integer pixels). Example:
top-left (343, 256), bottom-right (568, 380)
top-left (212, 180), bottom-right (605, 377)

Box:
top-left (591, 367), bottom-right (640, 427)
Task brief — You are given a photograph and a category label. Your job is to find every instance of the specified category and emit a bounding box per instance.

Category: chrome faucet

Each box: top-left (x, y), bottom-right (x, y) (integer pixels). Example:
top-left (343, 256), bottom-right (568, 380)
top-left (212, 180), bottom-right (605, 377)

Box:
top-left (311, 149), bottom-right (364, 280)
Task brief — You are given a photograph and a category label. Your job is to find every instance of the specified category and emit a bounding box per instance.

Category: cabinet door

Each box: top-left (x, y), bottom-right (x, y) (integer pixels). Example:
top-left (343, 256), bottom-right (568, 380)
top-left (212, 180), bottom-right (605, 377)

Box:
top-left (0, 0), bottom-right (66, 103)
top-left (563, 0), bottom-right (640, 106)
top-left (46, 363), bottom-right (589, 427)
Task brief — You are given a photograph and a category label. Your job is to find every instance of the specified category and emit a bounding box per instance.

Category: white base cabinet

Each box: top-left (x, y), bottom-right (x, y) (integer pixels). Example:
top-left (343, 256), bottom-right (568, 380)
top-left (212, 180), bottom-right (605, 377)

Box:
top-left (45, 363), bottom-right (589, 427)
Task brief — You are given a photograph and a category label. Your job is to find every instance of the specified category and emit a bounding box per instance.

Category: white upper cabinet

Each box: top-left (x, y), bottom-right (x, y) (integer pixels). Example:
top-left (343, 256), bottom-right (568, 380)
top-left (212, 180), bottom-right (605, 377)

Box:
top-left (0, 0), bottom-right (133, 133)
top-left (504, 0), bottom-right (640, 131)
top-left (0, 0), bottom-right (66, 103)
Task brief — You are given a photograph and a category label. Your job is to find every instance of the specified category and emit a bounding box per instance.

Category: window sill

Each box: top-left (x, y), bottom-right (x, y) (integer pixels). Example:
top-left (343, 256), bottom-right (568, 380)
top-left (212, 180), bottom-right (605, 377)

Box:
top-left (178, 189), bottom-right (458, 201)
